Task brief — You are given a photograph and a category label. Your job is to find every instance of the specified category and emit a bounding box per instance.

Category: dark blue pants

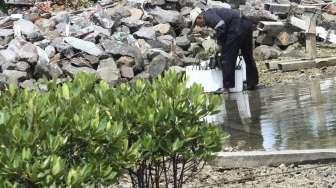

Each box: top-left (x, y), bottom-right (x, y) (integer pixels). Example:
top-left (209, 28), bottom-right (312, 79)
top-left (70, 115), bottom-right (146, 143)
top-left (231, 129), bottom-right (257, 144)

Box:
top-left (221, 17), bottom-right (259, 89)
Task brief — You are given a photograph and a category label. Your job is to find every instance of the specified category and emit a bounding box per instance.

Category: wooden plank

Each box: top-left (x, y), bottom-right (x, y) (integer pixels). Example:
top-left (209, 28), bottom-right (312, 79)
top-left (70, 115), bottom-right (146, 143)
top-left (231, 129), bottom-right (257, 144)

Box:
top-left (264, 3), bottom-right (291, 15)
top-left (316, 57), bottom-right (336, 67)
top-left (4, 0), bottom-right (33, 5)
top-left (303, 11), bottom-right (317, 59)
top-left (278, 59), bottom-right (315, 72)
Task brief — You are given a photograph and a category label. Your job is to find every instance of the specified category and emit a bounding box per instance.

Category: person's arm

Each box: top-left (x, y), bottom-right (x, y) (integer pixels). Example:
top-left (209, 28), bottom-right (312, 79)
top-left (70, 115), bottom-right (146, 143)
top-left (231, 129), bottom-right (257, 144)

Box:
top-left (204, 9), bottom-right (227, 45)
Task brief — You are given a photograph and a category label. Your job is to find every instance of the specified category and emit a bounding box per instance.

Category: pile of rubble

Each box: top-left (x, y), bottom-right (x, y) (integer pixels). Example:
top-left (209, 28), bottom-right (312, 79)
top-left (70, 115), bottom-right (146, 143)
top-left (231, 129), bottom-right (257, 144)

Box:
top-left (0, 0), bottom-right (335, 89)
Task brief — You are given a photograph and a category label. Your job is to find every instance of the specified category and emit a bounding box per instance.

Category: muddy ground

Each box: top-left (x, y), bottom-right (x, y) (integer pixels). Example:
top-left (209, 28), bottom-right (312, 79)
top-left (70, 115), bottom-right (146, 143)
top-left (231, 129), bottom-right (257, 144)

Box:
top-left (258, 44), bottom-right (336, 87)
top-left (187, 162), bottom-right (336, 188)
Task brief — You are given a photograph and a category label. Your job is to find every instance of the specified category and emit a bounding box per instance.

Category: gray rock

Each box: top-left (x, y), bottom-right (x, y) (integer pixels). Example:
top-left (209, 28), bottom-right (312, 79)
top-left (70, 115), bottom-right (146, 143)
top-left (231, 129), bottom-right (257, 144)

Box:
top-left (147, 54), bottom-right (168, 78)
top-left (0, 49), bottom-right (17, 62)
top-left (3, 70), bottom-right (28, 84)
top-left (13, 19), bottom-right (41, 40)
top-left (120, 65), bottom-right (134, 79)
top-left (45, 45), bottom-right (56, 58)
top-left (51, 37), bottom-right (75, 58)
top-left (181, 28), bottom-right (192, 36)
top-left (2, 61), bottom-right (30, 72)
top-left (207, 0), bottom-right (231, 9)
top-left (106, 5), bottom-right (131, 18)
top-left (101, 39), bottom-right (142, 62)
top-left (97, 58), bottom-right (120, 84)
top-left (175, 35), bottom-right (191, 49)
top-left (116, 56), bottom-right (135, 67)
top-left (157, 35), bottom-right (174, 50)
top-left (0, 74), bottom-right (7, 89)
top-left (168, 66), bottom-right (185, 73)
top-left (134, 27), bottom-right (156, 40)
top-left (121, 17), bottom-right (145, 29)
top-left (153, 23), bottom-right (171, 35)
top-left (254, 45), bottom-right (281, 61)
top-left (34, 18), bottom-right (56, 32)
top-left (64, 37), bottom-right (103, 56)
top-left (55, 22), bottom-right (81, 36)
top-left (34, 61), bottom-right (63, 79)
top-left (0, 53), bottom-right (8, 66)
top-left (150, 7), bottom-right (181, 24)
top-left (83, 54), bottom-right (100, 65)
top-left (62, 63), bottom-right (96, 77)
top-left (92, 13), bottom-right (115, 29)
top-left (0, 29), bottom-right (14, 46)
top-left (7, 39), bottom-right (38, 63)
top-left (20, 79), bottom-right (36, 90)
top-left (70, 57), bottom-right (92, 68)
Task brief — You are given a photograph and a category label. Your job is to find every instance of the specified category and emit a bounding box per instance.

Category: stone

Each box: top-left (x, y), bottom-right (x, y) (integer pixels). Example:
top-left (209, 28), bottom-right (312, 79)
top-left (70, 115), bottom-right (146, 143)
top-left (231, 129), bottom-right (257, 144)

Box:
top-left (97, 58), bottom-right (120, 84)
top-left (20, 79), bottom-right (36, 90)
top-left (55, 22), bottom-right (82, 36)
top-left (175, 35), bottom-right (191, 49)
top-left (0, 29), bottom-right (14, 46)
top-left (13, 19), bottom-right (41, 40)
top-left (168, 66), bottom-right (185, 73)
top-left (150, 7), bottom-right (181, 24)
top-left (7, 39), bottom-right (38, 63)
top-left (34, 18), bottom-right (56, 32)
top-left (128, 7), bottom-right (143, 20)
top-left (120, 65), bottom-right (134, 79)
top-left (116, 56), bottom-right (135, 67)
top-left (3, 70), bottom-right (28, 84)
top-left (64, 37), bottom-right (103, 56)
top-left (153, 23), bottom-right (171, 35)
top-left (106, 5), bottom-right (131, 19)
top-left (45, 45), bottom-right (56, 58)
top-left (0, 74), bottom-right (7, 89)
top-left (256, 33), bottom-right (274, 46)
top-left (181, 28), bottom-right (191, 36)
top-left (147, 54), bottom-right (168, 78)
top-left (0, 53), bottom-right (8, 66)
top-left (83, 54), bottom-right (100, 65)
top-left (254, 45), bottom-right (281, 61)
top-left (33, 39), bottom-right (51, 49)
top-left (207, 0), bottom-right (231, 9)
top-left (0, 49), bottom-right (17, 62)
top-left (134, 27), bottom-right (156, 40)
top-left (92, 13), bottom-right (115, 29)
top-left (51, 37), bottom-right (75, 58)
top-left (2, 61), bottom-right (30, 72)
top-left (157, 35), bottom-right (174, 50)
top-left (101, 39), bottom-right (142, 61)
top-left (62, 62), bottom-right (96, 77)
top-left (275, 31), bottom-right (299, 47)
top-left (34, 61), bottom-right (63, 79)
top-left (121, 17), bottom-right (145, 29)
top-left (70, 57), bottom-right (92, 68)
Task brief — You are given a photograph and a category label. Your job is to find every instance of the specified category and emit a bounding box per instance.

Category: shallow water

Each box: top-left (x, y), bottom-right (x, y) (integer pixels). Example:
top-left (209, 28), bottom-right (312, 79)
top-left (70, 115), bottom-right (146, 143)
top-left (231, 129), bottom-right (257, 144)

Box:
top-left (210, 78), bottom-right (336, 151)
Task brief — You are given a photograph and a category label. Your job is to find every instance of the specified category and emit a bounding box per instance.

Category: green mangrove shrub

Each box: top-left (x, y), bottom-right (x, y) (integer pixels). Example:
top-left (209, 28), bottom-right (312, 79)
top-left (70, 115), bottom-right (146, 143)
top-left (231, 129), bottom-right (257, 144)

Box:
top-left (95, 71), bottom-right (225, 188)
top-left (0, 74), bottom-right (139, 187)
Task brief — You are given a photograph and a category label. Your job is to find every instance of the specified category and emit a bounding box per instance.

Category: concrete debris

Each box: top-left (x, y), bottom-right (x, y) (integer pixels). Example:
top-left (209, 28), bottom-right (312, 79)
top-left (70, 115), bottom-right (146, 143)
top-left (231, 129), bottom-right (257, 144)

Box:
top-left (0, 0), bottom-right (334, 87)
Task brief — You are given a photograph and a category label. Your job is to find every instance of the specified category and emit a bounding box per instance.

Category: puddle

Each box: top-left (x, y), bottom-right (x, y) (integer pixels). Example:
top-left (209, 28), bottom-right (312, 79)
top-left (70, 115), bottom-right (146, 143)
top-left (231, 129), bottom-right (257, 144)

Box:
top-left (210, 78), bottom-right (336, 151)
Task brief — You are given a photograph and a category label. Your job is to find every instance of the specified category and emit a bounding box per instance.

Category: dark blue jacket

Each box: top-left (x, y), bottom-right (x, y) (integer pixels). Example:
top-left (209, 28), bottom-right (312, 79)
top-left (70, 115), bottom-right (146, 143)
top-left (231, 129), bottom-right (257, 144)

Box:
top-left (203, 8), bottom-right (241, 45)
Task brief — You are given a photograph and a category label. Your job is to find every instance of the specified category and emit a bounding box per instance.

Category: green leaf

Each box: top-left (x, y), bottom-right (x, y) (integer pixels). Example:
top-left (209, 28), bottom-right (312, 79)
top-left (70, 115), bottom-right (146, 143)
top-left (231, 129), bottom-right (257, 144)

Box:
top-left (62, 84), bottom-right (70, 100)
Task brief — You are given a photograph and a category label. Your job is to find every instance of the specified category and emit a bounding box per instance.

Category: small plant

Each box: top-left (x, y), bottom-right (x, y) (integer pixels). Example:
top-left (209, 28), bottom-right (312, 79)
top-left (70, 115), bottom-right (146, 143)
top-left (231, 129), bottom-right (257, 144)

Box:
top-left (96, 71), bottom-right (225, 188)
top-left (0, 74), bottom-right (139, 187)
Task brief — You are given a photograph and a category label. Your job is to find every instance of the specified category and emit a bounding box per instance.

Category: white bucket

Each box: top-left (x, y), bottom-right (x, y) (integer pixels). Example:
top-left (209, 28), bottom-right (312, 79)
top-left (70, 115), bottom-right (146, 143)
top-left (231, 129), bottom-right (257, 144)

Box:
top-left (186, 56), bottom-right (246, 93)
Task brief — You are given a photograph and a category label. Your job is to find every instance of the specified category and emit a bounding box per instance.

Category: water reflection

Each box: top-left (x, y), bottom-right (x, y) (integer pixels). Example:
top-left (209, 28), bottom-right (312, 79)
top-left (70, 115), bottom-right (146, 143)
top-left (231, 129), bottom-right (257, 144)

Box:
top-left (213, 78), bottom-right (336, 151)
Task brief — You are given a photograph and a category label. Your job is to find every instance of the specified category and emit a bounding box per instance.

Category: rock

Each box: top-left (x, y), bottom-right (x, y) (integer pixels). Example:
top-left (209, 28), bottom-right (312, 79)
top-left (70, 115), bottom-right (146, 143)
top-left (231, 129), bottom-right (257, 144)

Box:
top-left (20, 79), bottom-right (36, 90)
top-left (70, 57), bottom-right (92, 68)
top-left (55, 22), bottom-right (81, 36)
top-left (116, 56), bottom-right (135, 67)
top-left (153, 23), bottom-right (171, 35)
top-left (147, 54), bottom-right (168, 78)
top-left (150, 7), bottom-right (181, 24)
top-left (92, 13), bottom-right (115, 29)
top-left (0, 53), bottom-right (8, 66)
top-left (134, 27), bottom-right (156, 40)
top-left (157, 35), bottom-right (174, 50)
top-left (97, 58), bottom-right (120, 84)
top-left (51, 37), bottom-right (75, 58)
top-left (45, 45), bottom-right (56, 58)
top-left (175, 35), bottom-right (191, 49)
top-left (168, 66), bottom-right (185, 73)
top-left (62, 62), bottom-right (96, 77)
top-left (128, 7), bottom-right (143, 20)
top-left (256, 33), bottom-right (274, 46)
top-left (254, 45), bottom-right (281, 61)
top-left (3, 70), bottom-right (28, 84)
top-left (83, 54), bottom-right (100, 65)
top-left (7, 39), bottom-right (38, 63)
top-left (207, 0), bottom-right (231, 9)
top-left (181, 28), bottom-right (191, 36)
top-left (64, 37), bottom-right (103, 56)
top-left (106, 5), bottom-right (131, 19)
top-left (101, 39), bottom-right (142, 62)
top-left (120, 65), bottom-right (134, 79)
top-left (182, 57), bottom-right (199, 65)
top-left (275, 32), bottom-right (299, 47)
top-left (2, 61), bottom-right (30, 72)
top-left (34, 18), bottom-right (56, 32)
top-left (13, 19), bottom-right (41, 40)
top-left (0, 29), bottom-right (14, 46)
top-left (34, 61), bottom-right (63, 79)
top-left (121, 17), bottom-right (145, 29)
top-left (0, 49), bottom-right (17, 62)
top-left (0, 74), bottom-right (7, 89)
